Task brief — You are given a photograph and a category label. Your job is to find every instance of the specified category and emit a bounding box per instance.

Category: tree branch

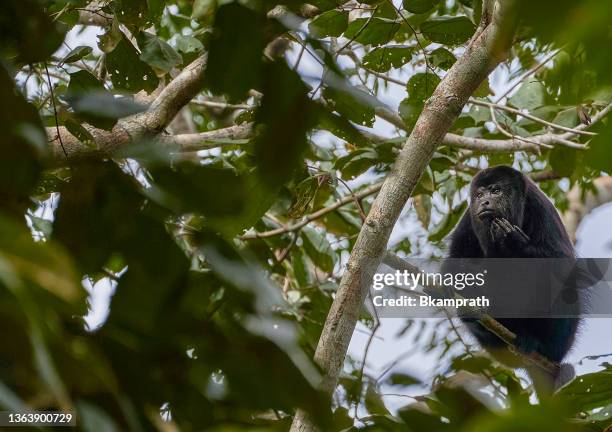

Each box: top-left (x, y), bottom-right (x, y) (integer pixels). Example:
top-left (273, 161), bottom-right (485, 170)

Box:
top-left (290, 1), bottom-right (519, 430)
top-left (146, 54), bottom-right (208, 131)
top-left (239, 181), bottom-right (384, 240)
top-left (381, 251), bottom-right (561, 376)
top-left (76, 1), bottom-right (112, 26)
top-left (47, 54), bottom-right (208, 161)
top-left (375, 103), bottom-right (611, 153)
top-left (158, 123), bottom-right (253, 152)
top-left (471, 99), bottom-right (595, 137)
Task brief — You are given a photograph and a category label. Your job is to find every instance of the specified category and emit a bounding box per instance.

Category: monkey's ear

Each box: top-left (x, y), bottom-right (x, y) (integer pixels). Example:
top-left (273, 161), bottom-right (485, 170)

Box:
top-left (447, 210), bottom-right (483, 258)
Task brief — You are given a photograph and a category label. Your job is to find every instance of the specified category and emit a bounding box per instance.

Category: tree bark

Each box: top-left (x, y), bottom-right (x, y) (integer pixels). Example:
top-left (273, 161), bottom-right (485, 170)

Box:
top-left (290, 1), bottom-right (518, 430)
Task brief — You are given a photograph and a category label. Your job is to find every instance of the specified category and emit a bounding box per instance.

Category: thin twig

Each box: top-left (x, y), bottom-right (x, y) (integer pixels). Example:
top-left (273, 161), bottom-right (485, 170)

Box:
top-left (276, 232), bottom-right (299, 263)
top-left (384, 0), bottom-right (436, 78)
top-left (44, 63), bottom-right (68, 159)
top-left (336, 8), bottom-right (378, 55)
top-left (239, 181), bottom-right (383, 239)
top-left (191, 100), bottom-right (253, 110)
top-left (354, 294), bottom-right (381, 419)
top-left (292, 36), bottom-right (307, 71)
top-left (488, 105), bottom-right (552, 150)
top-left (471, 99), bottom-right (595, 137)
top-left (495, 48), bottom-right (562, 103)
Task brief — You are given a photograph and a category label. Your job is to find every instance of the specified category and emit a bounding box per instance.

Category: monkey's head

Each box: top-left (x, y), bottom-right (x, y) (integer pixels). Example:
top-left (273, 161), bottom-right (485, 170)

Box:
top-left (468, 165), bottom-right (527, 229)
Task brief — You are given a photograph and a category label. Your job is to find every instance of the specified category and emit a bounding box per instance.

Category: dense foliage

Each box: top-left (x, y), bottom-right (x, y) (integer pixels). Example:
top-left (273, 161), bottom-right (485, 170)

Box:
top-left (0, 0), bottom-right (611, 430)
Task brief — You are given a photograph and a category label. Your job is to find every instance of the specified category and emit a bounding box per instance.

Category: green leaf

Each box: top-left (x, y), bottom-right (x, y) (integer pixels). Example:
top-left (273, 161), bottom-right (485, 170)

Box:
top-left (61, 46), bottom-right (93, 64)
top-left (344, 17), bottom-right (400, 46)
top-left (558, 366), bottom-right (612, 411)
top-left (151, 164), bottom-right (246, 217)
top-left (451, 354), bottom-right (493, 373)
top-left (420, 16), bottom-right (475, 45)
top-left (0, 0), bottom-right (65, 63)
top-left (398, 98), bottom-right (421, 129)
top-left (468, 104), bottom-right (490, 124)
top-left (106, 36), bottom-right (159, 93)
top-left (97, 18), bottom-right (122, 53)
top-left (548, 147), bottom-right (577, 177)
top-left (365, 382), bottom-right (390, 415)
top-left (173, 35), bottom-right (204, 54)
top-left (585, 119), bottom-right (612, 171)
top-left (309, 10), bottom-right (349, 38)
top-left (399, 72), bottom-right (441, 129)
top-left (331, 407), bottom-right (353, 430)
top-left (69, 93), bottom-right (146, 128)
top-left (334, 148), bottom-right (379, 178)
top-left (552, 107), bottom-right (579, 127)
top-left (288, 177), bottom-right (319, 218)
top-left (192, 0), bottom-right (216, 19)
top-left (406, 72), bottom-right (441, 103)
top-left (66, 70), bottom-right (105, 96)
top-left (0, 213), bottom-right (81, 302)
top-left (138, 32), bottom-right (182, 74)
top-left (473, 78), bottom-right (492, 97)
top-left (363, 46), bottom-right (414, 72)
top-left (429, 201), bottom-right (467, 242)
top-left (254, 62), bottom-right (316, 186)
top-left (113, 0), bottom-right (164, 31)
top-left (301, 227), bottom-right (336, 273)
top-left (77, 401), bottom-right (120, 432)
top-left (291, 248), bottom-right (312, 288)
top-left (429, 47), bottom-right (456, 70)
top-left (323, 85), bottom-right (376, 127)
top-left (65, 71), bottom-right (146, 130)
top-left (64, 119), bottom-right (96, 148)
top-left (413, 194), bottom-right (431, 228)
top-left (508, 80), bottom-right (547, 110)
top-left (0, 65), bottom-right (45, 213)
top-left (318, 110), bottom-right (370, 147)
top-left (204, 3), bottom-right (267, 100)
top-left (403, 0), bottom-right (439, 13)
top-left (387, 372), bottom-right (421, 386)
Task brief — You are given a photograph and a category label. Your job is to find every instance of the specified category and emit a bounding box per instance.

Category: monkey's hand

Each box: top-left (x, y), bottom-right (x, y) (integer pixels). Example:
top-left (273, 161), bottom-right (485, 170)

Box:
top-left (490, 218), bottom-right (530, 251)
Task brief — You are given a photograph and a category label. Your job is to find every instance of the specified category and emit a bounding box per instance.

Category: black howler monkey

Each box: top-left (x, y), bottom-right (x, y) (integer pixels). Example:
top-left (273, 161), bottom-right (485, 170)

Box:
top-left (447, 165), bottom-right (580, 393)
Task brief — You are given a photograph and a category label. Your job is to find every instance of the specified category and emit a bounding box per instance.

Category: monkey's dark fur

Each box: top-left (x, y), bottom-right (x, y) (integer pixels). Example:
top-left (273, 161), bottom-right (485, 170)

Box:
top-left (447, 165), bottom-right (580, 392)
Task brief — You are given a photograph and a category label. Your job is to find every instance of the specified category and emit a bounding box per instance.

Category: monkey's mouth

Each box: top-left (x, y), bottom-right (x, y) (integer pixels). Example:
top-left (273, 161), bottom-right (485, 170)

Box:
top-left (478, 209), bottom-right (496, 219)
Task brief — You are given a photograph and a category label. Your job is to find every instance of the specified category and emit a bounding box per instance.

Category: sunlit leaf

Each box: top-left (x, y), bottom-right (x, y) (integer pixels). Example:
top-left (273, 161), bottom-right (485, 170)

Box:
top-left (344, 17), bottom-right (400, 46)
top-left (61, 46), bottom-right (93, 64)
top-left (106, 36), bottom-right (159, 93)
top-left (403, 0), bottom-right (439, 13)
top-left (309, 10), bottom-right (349, 38)
top-left (420, 16), bottom-right (475, 45)
top-left (363, 46), bottom-right (414, 72)
top-left (138, 32), bottom-right (182, 74)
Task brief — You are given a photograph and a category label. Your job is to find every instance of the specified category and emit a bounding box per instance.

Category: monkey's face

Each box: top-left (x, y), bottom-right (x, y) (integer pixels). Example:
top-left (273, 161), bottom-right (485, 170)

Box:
top-left (469, 168), bottom-right (526, 229)
top-left (472, 182), bottom-right (515, 222)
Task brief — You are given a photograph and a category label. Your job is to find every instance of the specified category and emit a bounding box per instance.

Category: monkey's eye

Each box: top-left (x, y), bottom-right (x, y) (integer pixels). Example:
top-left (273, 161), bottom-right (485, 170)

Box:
top-left (491, 187), bottom-right (501, 194)
top-left (476, 192), bottom-right (484, 199)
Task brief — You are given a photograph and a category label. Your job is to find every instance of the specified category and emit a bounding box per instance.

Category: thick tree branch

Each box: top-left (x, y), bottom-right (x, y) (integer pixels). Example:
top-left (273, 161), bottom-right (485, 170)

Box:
top-left (47, 55), bottom-right (208, 161)
top-left (290, 1), bottom-right (518, 430)
top-left (147, 55), bottom-right (208, 131)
